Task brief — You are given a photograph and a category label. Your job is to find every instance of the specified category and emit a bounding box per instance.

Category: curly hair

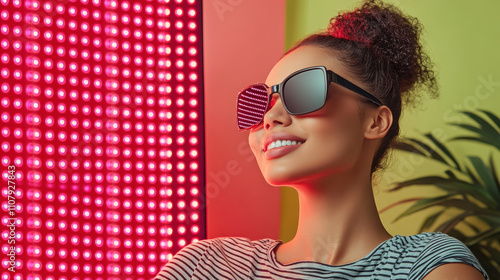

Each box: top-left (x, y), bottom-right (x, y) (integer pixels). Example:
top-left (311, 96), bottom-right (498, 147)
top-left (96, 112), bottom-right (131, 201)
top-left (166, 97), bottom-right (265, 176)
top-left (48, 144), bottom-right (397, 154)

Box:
top-left (286, 0), bottom-right (439, 173)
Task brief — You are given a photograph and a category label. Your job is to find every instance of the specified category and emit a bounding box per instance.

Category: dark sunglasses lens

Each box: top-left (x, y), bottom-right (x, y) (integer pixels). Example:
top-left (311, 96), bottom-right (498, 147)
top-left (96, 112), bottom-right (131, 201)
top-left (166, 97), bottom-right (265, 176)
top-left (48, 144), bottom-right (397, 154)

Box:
top-left (237, 84), bottom-right (269, 130)
top-left (282, 68), bottom-right (327, 114)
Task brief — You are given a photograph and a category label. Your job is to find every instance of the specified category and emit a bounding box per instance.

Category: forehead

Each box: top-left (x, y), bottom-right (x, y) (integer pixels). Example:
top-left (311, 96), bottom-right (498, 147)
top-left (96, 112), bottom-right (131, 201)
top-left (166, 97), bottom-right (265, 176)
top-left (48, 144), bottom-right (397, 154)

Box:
top-left (265, 45), bottom-right (351, 85)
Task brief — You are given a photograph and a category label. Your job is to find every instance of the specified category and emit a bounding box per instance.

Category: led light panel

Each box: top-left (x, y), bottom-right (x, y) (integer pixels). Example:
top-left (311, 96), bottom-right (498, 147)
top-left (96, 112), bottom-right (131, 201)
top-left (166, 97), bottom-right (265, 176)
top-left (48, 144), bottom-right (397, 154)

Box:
top-left (0, 0), bottom-right (205, 279)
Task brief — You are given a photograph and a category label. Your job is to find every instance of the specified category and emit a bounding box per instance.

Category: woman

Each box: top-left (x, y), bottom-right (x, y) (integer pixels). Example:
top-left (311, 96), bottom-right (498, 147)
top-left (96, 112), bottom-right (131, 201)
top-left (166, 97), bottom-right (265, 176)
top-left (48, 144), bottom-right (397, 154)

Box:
top-left (156, 0), bottom-right (489, 279)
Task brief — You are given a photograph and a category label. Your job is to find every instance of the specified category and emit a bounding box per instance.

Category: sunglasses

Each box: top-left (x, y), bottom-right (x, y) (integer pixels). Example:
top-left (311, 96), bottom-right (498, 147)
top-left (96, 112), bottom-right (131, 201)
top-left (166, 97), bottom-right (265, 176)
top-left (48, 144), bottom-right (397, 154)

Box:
top-left (236, 66), bottom-right (384, 131)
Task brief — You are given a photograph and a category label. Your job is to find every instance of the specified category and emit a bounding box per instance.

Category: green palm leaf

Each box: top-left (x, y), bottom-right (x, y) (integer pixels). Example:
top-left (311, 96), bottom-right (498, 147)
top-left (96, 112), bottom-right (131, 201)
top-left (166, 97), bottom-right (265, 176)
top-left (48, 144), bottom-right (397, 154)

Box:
top-left (394, 195), bottom-right (454, 221)
top-left (390, 176), bottom-right (497, 208)
top-left (478, 214), bottom-right (500, 225)
top-left (465, 165), bottom-right (482, 186)
top-left (451, 136), bottom-right (497, 148)
top-left (395, 136), bottom-right (463, 171)
top-left (424, 133), bottom-right (462, 171)
top-left (461, 220), bottom-right (482, 235)
top-left (466, 227), bottom-right (500, 245)
top-left (480, 109), bottom-right (500, 131)
top-left (488, 154), bottom-right (500, 202)
top-left (418, 210), bottom-right (444, 232)
top-left (378, 198), bottom-right (425, 214)
top-left (394, 196), bottom-right (499, 223)
top-left (401, 138), bottom-right (451, 167)
top-left (468, 156), bottom-right (500, 202)
top-left (393, 141), bottom-right (427, 157)
top-left (462, 111), bottom-right (500, 139)
top-left (434, 211), bottom-right (470, 233)
top-left (450, 111), bottom-right (500, 150)
top-left (447, 228), bottom-right (467, 240)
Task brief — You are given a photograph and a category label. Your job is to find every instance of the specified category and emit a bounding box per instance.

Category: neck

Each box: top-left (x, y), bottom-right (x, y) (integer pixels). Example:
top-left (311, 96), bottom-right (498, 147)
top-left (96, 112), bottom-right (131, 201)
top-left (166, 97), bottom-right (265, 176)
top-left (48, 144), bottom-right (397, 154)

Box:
top-left (276, 170), bottom-right (391, 265)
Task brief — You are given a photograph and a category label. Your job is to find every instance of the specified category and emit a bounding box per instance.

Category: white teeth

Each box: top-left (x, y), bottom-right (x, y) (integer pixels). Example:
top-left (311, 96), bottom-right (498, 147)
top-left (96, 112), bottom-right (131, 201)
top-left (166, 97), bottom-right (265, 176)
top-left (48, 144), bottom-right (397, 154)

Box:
top-left (266, 140), bottom-right (303, 151)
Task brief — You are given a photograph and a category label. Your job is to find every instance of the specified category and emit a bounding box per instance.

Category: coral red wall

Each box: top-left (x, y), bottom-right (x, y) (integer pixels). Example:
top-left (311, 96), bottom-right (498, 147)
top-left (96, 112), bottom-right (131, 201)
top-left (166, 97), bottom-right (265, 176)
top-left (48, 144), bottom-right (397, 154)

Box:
top-left (203, 0), bottom-right (285, 240)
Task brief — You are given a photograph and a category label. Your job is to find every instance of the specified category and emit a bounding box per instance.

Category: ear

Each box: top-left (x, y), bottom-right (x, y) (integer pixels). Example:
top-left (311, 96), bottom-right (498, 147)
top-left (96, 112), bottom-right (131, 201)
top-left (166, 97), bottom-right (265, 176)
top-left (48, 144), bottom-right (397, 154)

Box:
top-left (364, 106), bottom-right (393, 140)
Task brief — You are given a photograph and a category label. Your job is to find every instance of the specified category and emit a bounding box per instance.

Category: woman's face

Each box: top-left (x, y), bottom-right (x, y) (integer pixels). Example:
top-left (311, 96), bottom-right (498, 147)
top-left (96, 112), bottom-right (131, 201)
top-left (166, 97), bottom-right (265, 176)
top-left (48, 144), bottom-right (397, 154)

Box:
top-left (248, 45), bottom-right (378, 187)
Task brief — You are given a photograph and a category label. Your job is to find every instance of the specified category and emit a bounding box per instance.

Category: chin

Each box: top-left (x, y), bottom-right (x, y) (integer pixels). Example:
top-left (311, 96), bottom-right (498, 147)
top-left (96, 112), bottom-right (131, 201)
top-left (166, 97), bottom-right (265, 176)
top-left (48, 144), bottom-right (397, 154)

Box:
top-left (261, 166), bottom-right (293, 187)
top-left (261, 159), bottom-right (356, 187)
top-left (264, 177), bottom-right (289, 187)
top-left (261, 165), bottom-right (314, 187)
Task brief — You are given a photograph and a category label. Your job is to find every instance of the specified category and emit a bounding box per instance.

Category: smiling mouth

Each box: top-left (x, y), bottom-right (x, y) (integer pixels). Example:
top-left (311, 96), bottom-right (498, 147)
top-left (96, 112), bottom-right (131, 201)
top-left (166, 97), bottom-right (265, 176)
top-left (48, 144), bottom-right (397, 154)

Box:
top-left (266, 140), bottom-right (304, 152)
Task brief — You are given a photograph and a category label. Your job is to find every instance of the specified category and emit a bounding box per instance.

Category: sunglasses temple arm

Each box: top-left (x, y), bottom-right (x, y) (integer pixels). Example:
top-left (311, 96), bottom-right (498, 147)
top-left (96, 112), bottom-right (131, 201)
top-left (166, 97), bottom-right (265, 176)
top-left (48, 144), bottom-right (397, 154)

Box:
top-left (330, 72), bottom-right (384, 106)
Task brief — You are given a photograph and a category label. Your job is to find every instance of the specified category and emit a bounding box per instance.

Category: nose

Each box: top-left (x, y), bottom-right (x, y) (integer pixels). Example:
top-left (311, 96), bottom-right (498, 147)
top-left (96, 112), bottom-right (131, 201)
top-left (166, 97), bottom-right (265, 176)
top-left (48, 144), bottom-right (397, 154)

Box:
top-left (263, 93), bottom-right (292, 130)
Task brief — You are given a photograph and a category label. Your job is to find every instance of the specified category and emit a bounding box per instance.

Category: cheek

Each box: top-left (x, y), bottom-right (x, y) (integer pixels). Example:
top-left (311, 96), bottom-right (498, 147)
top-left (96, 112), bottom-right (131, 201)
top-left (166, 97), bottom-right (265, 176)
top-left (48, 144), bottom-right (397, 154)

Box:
top-left (303, 110), bottom-right (365, 163)
top-left (317, 96), bottom-right (364, 140)
top-left (329, 115), bottom-right (363, 146)
top-left (248, 130), bottom-right (263, 158)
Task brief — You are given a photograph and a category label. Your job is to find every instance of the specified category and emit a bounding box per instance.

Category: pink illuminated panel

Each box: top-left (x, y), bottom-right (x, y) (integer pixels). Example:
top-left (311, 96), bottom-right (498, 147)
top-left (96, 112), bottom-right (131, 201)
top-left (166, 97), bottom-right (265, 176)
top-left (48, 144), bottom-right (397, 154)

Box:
top-left (0, 0), bottom-right (205, 279)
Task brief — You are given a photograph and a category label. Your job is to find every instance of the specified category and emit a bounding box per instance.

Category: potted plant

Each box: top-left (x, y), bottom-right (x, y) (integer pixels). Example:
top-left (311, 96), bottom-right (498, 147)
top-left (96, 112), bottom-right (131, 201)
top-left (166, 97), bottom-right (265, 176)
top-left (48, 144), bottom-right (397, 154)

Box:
top-left (381, 110), bottom-right (500, 278)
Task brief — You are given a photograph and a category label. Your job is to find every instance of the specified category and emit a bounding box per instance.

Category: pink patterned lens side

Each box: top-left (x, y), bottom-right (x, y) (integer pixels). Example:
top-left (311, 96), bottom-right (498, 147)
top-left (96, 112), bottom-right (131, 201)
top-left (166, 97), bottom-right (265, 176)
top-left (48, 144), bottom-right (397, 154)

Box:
top-left (237, 85), bottom-right (269, 130)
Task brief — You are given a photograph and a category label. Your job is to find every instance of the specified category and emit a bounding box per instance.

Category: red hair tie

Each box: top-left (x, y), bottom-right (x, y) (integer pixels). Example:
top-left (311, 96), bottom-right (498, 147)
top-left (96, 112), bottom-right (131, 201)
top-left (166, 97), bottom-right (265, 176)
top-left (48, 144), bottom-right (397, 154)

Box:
top-left (328, 13), bottom-right (372, 46)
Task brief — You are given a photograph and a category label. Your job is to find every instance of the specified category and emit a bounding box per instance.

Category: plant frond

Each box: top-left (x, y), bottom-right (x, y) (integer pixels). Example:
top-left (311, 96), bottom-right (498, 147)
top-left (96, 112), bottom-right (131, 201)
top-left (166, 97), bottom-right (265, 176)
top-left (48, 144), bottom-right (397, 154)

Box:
top-left (393, 195), bottom-right (454, 222)
top-left (391, 175), bottom-right (496, 208)
top-left (434, 211), bottom-right (470, 233)
top-left (449, 123), bottom-right (483, 134)
top-left (461, 219), bottom-right (483, 235)
top-left (468, 156), bottom-right (500, 202)
top-left (451, 111), bottom-right (500, 151)
top-left (477, 214), bottom-right (500, 226)
top-left (466, 227), bottom-right (500, 246)
top-left (447, 228), bottom-right (467, 240)
top-left (392, 141), bottom-right (427, 157)
top-left (378, 198), bottom-right (425, 214)
top-left (480, 109), bottom-right (500, 132)
top-left (450, 136), bottom-right (498, 149)
top-left (419, 210), bottom-right (444, 232)
top-left (425, 133), bottom-right (462, 171)
top-left (405, 138), bottom-right (451, 167)
top-left (465, 165), bottom-right (482, 186)
top-left (389, 176), bottom-right (453, 191)
top-left (462, 111), bottom-right (500, 138)
top-left (488, 154), bottom-right (500, 203)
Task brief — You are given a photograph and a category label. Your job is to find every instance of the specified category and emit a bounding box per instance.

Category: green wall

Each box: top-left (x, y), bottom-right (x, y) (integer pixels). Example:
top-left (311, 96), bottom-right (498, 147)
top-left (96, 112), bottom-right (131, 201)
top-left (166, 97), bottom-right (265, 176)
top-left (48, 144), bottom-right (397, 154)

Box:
top-left (281, 0), bottom-right (500, 242)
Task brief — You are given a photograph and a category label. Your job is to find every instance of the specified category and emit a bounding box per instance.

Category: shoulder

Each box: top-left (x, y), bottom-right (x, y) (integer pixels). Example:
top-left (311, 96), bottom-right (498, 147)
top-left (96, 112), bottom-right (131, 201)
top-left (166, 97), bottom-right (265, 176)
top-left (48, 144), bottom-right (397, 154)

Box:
top-left (389, 232), bottom-right (476, 257)
top-left (392, 232), bottom-right (489, 280)
top-left (180, 236), bottom-right (279, 256)
top-left (390, 231), bottom-right (462, 250)
top-left (164, 236), bottom-right (276, 252)
top-left (154, 237), bottom-right (280, 280)
top-left (153, 239), bottom-right (213, 280)
top-left (206, 236), bottom-right (279, 249)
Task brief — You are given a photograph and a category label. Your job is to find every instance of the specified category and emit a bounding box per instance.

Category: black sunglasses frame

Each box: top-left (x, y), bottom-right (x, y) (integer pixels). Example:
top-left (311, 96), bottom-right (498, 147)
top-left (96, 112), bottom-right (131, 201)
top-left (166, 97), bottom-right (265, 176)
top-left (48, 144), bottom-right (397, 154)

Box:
top-left (237, 66), bottom-right (384, 131)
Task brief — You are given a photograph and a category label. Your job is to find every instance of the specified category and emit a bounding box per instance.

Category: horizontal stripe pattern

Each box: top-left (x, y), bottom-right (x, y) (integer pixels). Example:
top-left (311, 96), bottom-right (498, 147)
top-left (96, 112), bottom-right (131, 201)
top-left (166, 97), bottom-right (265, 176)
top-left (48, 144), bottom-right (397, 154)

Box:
top-left (155, 232), bottom-right (489, 280)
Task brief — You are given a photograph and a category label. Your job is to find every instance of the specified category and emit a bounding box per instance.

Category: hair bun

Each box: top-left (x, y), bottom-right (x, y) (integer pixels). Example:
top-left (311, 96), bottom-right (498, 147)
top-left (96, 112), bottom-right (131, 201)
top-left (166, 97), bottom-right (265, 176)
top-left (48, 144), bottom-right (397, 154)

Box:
top-left (328, 0), bottom-right (437, 98)
top-left (289, 0), bottom-right (439, 172)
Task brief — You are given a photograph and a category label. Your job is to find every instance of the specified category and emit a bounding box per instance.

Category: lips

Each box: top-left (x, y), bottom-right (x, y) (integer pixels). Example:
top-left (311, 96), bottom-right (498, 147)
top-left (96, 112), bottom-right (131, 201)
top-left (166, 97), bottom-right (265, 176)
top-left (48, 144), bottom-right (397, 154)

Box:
top-left (262, 132), bottom-right (306, 152)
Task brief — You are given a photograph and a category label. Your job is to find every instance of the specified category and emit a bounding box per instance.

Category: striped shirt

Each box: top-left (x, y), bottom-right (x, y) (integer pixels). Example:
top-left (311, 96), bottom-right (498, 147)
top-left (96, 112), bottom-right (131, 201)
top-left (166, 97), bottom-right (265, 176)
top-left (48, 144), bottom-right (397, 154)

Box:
top-left (155, 232), bottom-right (489, 280)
